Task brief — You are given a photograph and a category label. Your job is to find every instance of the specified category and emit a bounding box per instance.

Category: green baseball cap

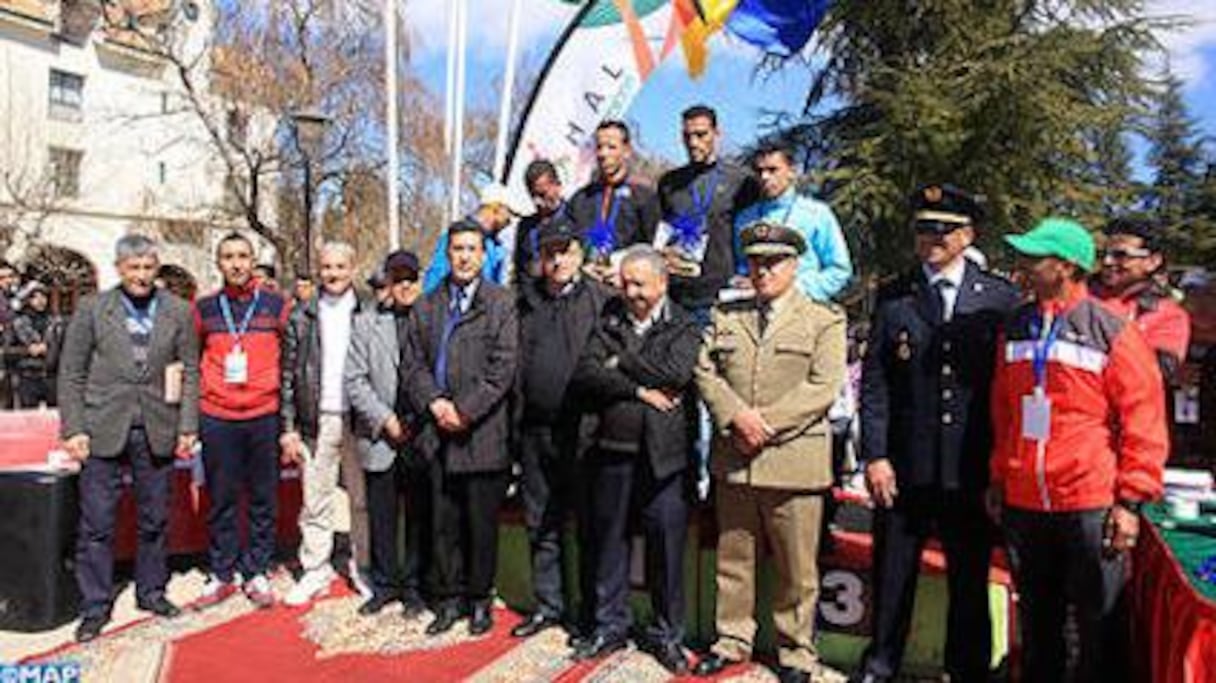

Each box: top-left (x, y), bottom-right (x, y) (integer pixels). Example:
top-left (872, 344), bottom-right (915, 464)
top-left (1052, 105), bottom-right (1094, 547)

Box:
top-left (1003, 217), bottom-right (1096, 272)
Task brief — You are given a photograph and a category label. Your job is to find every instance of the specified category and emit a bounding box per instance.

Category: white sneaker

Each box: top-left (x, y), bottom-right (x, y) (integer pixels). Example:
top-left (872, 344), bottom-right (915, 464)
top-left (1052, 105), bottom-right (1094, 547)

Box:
top-left (196, 575), bottom-right (238, 609)
top-left (243, 573), bottom-right (276, 609)
top-left (284, 567), bottom-right (335, 606)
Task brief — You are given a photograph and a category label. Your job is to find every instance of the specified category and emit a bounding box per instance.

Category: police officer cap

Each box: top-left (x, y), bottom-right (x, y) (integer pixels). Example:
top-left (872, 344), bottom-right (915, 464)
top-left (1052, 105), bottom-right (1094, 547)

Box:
top-left (912, 184), bottom-right (981, 235)
top-left (740, 221), bottom-right (807, 258)
top-left (536, 212), bottom-right (580, 250)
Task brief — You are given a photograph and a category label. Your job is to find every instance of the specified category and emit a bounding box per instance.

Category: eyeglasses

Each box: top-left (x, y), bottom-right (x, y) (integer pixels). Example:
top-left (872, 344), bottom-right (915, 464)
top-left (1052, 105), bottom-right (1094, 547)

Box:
top-left (1101, 247), bottom-right (1152, 261)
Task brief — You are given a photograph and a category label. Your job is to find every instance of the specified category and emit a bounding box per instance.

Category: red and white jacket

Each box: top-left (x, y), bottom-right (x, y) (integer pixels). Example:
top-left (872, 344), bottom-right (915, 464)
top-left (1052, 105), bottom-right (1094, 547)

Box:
top-left (990, 285), bottom-right (1168, 512)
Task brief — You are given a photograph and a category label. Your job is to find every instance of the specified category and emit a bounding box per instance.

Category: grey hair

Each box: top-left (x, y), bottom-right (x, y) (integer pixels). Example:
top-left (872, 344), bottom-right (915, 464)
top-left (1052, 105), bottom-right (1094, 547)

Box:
top-left (115, 234), bottom-right (159, 263)
top-left (318, 240), bottom-right (356, 264)
top-left (619, 244), bottom-right (668, 279)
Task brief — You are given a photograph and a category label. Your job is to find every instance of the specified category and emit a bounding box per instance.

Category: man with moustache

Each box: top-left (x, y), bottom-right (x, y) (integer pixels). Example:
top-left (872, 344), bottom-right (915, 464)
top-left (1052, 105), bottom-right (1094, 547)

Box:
top-left (58, 234), bottom-right (199, 641)
top-left (991, 218), bottom-right (1168, 683)
top-left (733, 140), bottom-right (852, 302)
top-left (403, 220), bottom-right (519, 636)
top-left (346, 250), bottom-right (430, 617)
top-left (853, 186), bottom-right (1018, 683)
top-left (281, 242), bottom-right (371, 606)
top-left (511, 214), bottom-right (610, 639)
top-left (695, 223), bottom-right (846, 683)
top-left (570, 245), bottom-right (700, 672)
top-left (567, 120), bottom-right (662, 282)
top-left (193, 232), bottom-right (292, 609)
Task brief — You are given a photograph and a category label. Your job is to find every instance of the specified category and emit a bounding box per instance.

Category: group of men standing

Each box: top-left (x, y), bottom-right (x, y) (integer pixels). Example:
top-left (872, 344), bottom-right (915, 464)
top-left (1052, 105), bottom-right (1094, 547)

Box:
top-left (52, 99), bottom-right (1181, 683)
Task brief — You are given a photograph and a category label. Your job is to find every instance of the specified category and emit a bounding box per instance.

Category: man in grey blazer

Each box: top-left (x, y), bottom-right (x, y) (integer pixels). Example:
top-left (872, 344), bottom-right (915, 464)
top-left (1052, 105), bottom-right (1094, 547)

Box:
top-left (345, 250), bottom-right (428, 618)
top-left (57, 234), bottom-right (200, 642)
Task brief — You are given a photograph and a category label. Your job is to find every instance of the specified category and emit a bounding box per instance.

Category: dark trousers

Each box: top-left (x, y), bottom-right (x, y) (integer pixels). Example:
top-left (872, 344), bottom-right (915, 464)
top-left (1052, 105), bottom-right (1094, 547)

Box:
top-left (860, 488), bottom-right (992, 682)
top-left (1004, 507), bottom-right (1129, 683)
top-left (586, 450), bottom-right (688, 644)
top-left (76, 427), bottom-right (172, 618)
top-left (365, 457), bottom-right (431, 601)
top-left (519, 425), bottom-right (593, 624)
top-left (200, 413), bottom-right (280, 582)
top-left (430, 462), bottom-right (507, 605)
top-left (16, 374), bottom-right (53, 408)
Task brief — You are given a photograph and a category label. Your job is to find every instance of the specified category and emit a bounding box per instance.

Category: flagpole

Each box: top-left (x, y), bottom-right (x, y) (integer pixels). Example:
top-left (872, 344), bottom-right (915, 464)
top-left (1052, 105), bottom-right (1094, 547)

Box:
top-left (443, 0), bottom-right (458, 156)
top-left (492, 0), bottom-right (523, 182)
top-left (448, 0), bottom-right (468, 224)
top-left (385, 0), bottom-right (400, 250)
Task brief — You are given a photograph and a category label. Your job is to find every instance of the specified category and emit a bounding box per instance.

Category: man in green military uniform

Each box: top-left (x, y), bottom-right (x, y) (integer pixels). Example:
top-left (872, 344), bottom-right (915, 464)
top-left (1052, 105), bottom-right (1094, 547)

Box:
top-left (694, 222), bottom-right (847, 683)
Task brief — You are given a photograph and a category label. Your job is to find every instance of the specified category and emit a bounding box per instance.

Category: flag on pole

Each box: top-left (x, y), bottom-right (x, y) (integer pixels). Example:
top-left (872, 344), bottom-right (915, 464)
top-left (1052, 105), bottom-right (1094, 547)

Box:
top-left (724, 0), bottom-right (830, 57)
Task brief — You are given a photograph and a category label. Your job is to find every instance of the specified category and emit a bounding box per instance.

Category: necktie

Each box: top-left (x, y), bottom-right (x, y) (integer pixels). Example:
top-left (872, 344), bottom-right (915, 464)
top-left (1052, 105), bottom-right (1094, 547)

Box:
top-left (936, 279), bottom-right (955, 323)
top-left (757, 302), bottom-right (771, 338)
top-left (434, 289), bottom-right (464, 392)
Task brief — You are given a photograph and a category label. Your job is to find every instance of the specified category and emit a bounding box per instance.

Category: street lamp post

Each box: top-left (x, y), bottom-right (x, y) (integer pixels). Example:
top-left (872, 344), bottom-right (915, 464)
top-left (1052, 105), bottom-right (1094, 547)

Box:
top-left (291, 109), bottom-right (329, 274)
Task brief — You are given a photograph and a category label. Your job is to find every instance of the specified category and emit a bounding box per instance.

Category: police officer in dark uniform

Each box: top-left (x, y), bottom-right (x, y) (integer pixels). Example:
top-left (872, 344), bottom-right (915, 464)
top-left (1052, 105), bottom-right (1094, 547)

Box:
top-left (853, 185), bottom-right (1019, 683)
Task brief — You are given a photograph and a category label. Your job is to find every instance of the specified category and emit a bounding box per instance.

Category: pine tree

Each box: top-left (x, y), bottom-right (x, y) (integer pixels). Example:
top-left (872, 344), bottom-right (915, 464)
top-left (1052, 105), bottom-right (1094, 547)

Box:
top-left (1144, 68), bottom-right (1209, 264)
top-left (785, 0), bottom-right (1162, 278)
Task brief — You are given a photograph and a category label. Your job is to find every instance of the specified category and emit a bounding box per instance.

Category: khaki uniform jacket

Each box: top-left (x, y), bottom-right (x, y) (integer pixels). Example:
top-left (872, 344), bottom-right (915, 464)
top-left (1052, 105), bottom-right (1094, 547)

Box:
top-left (696, 290), bottom-right (846, 491)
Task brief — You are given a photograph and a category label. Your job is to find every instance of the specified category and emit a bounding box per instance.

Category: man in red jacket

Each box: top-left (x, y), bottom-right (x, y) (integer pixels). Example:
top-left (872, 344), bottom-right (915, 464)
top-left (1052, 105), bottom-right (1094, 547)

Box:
top-left (989, 217), bottom-right (1168, 683)
top-left (193, 232), bottom-right (292, 609)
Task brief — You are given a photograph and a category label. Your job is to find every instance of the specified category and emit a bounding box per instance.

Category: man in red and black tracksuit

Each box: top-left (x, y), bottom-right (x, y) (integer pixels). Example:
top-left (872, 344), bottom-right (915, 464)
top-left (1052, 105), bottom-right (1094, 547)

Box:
top-left (991, 218), bottom-right (1169, 683)
top-left (193, 232), bottom-right (292, 609)
top-left (1092, 216), bottom-right (1191, 445)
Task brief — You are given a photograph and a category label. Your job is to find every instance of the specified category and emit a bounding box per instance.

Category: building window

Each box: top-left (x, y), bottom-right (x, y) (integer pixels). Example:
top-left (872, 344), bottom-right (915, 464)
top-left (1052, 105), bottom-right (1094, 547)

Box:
top-left (48, 70), bottom-right (85, 121)
top-left (48, 147), bottom-right (83, 198)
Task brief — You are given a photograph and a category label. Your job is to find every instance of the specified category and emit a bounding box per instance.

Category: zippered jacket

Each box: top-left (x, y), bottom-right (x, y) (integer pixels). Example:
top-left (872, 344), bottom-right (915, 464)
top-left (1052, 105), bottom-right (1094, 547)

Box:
top-left (990, 285), bottom-right (1168, 512)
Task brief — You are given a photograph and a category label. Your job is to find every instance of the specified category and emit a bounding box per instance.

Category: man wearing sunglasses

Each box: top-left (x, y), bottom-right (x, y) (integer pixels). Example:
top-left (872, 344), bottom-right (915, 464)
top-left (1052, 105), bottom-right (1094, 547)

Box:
top-left (1092, 217), bottom-right (1191, 386)
top-left (854, 185), bottom-right (1018, 683)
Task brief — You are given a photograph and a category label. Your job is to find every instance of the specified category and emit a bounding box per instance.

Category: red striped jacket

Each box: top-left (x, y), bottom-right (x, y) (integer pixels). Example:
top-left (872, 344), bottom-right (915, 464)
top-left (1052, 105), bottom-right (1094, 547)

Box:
top-left (192, 280), bottom-right (291, 421)
top-left (990, 285), bottom-right (1168, 512)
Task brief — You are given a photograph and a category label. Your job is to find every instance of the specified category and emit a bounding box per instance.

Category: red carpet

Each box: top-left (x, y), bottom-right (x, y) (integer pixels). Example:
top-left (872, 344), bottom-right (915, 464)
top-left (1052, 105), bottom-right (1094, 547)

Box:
top-left (23, 577), bottom-right (789, 683)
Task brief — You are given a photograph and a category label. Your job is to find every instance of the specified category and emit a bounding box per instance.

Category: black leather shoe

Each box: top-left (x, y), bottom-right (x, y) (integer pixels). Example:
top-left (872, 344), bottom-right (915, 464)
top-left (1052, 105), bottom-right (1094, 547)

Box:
top-left (425, 605), bottom-right (462, 636)
top-left (693, 652), bottom-right (738, 677)
top-left (511, 612), bottom-right (560, 638)
top-left (75, 615), bottom-right (109, 643)
top-left (468, 601), bottom-right (494, 636)
top-left (358, 593), bottom-right (398, 616)
top-left (567, 630), bottom-right (592, 649)
top-left (138, 596), bottom-right (182, 619)
top-left (401, 594), bottom-right (428, 620)
top-left (650, 641), bottom-right (690, 675)
top-left (775, 665), bottom-right (812, 683)
top-left (571, 633), bottom-right (628, 661)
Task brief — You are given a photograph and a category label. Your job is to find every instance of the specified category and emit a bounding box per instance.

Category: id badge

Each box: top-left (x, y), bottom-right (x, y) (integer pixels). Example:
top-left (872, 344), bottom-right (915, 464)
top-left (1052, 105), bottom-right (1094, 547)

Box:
top-left (1021, 393), bottom-right (1051, 441)
top-left (224, 348), bottom-right (248, 385)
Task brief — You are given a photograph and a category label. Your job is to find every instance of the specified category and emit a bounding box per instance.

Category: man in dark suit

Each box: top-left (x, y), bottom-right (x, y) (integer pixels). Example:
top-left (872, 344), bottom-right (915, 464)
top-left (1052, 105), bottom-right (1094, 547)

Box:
top-left (511, 214), bottom-right (610, 639)
top-left (570, 245), bottom-right (700, 673)
top-left (853, 185), bottom-right (1019, 683)
top-left (57, 234), bottom-right (200, 642)
top-left (403, 219), bottom-right (519, 637)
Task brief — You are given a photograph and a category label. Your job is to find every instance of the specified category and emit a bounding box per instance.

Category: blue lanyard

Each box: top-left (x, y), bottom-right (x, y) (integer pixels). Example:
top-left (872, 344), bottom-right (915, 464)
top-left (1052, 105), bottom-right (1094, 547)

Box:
top-left (1030, 313), bottom-right (1061, 390)
top-left (120, 294), bottom-right (158, 335)
top-left (588, 188), bottom-right (623, 254)
top-left (219, 289), bottom-right (261, 347)
top-left (690, 166), bottom-right (722, 218)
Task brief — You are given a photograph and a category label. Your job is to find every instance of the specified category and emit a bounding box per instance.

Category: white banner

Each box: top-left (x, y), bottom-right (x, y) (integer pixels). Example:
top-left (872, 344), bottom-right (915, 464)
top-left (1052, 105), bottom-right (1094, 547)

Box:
top-left (502, 0), bottom-right (685, 203)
